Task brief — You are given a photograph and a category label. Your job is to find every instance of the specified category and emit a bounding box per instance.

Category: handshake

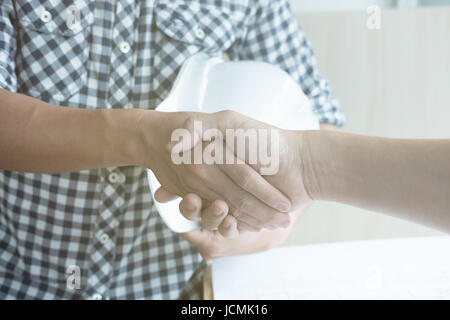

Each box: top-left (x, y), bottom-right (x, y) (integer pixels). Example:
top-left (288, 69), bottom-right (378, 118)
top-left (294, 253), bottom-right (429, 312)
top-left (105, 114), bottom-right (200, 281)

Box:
top-left (139, 110), bottom-right (317, 239)
top-left (138, 107), bottom-right (450, 254)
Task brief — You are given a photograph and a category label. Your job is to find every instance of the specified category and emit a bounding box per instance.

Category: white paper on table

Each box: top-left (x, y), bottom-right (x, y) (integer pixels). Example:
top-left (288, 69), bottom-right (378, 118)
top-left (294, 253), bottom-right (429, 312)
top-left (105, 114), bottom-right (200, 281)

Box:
top-left (211, 237), bottom-right (450, 300)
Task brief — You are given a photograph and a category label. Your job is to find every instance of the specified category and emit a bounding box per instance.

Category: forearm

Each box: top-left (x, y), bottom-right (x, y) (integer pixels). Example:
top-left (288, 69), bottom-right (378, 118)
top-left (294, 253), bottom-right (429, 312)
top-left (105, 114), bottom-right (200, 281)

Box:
top-left (303, 130), bottom-right (450, 232)
top-left (0, 89), bottom-right (147, 173)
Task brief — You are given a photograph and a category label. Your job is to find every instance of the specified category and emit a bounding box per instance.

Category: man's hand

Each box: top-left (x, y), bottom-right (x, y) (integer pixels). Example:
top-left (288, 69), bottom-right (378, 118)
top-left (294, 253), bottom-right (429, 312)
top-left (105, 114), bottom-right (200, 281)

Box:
top-left (168, 193), bottom-right (306, 260)
top-left (137, 110), bottom-right (292, 231)
top-left (155, 191), bottom-right (291, 235)
top-left (179, 225), bottom-right (298, 260)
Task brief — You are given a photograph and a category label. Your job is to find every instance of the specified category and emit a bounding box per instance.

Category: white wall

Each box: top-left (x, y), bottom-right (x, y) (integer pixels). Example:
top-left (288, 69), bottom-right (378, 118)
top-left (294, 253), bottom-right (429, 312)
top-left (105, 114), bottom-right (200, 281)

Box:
top-left (289, 0), bottom-right (395, 12)
top-left (289, 0), bottom-right (450, 12)
top-left (284, 6), bottom-right (448, 246)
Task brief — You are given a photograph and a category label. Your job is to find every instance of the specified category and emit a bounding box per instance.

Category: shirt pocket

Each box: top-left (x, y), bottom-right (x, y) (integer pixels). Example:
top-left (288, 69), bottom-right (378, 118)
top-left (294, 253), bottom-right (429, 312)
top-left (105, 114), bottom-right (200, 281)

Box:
top-left (155, 1), bottom-right (241, 51)
top-left (14, 0), bottom-right (94, 102)
top-left (152, 1), bottom-right (243, 100)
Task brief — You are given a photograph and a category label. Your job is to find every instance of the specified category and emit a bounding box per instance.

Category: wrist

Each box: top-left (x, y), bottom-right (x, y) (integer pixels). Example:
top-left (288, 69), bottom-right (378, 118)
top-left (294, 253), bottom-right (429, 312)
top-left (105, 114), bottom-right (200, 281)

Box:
top-left (101, 108), bottom-right (150, 167)
top-left (301, 130), bottom-right (350, 203)
top-left (297, 130), bottom-right (326, 201)
top-left (134, 109), bottom-right (175, 169)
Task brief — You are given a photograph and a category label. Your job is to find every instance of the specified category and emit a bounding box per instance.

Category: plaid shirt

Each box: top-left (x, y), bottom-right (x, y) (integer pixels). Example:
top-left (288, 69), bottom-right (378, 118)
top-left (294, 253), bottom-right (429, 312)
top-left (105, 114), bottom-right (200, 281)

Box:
top-left (0, 0), bottom-right (345, 299)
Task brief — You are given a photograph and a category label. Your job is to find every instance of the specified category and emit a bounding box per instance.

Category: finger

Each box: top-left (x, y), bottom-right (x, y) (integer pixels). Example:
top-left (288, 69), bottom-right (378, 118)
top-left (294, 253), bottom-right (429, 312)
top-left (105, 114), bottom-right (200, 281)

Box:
top-left (234, 217), bottom-right (262, 233)
top-left (154, 187), bottom-right (179, 203)
top-left (201, 200), bottom-right (228, 230)
top-left (236, 220), bottom-right (262, 234)
top-left (179, 193), bottom-right (202, 221)
top-left (220, 161), bottom-right (290, 212)
top-left (219, 147), bottom-right (290, 222)
top-left (205, 167), bottom-right (290, 229)
top-left (229, 208), bottom-right (265, 231)
top-left (218, 215), bottom-right (239, 238)
top-left (175, 150), bottom-right (289, 229)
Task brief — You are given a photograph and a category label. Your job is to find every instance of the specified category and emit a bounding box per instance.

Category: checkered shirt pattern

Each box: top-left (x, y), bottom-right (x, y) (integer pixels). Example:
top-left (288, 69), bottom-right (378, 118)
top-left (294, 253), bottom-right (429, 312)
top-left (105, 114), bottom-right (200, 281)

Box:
top-left (0, 0), bottom-right (345, 299)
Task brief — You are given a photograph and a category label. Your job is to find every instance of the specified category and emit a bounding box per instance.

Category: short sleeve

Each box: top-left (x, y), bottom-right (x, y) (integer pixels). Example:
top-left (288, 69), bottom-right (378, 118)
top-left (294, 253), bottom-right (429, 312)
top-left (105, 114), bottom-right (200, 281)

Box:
top-left (0, 0), bottom-right (18, 92)
top-left (227, 0), bottom-right (345, 126)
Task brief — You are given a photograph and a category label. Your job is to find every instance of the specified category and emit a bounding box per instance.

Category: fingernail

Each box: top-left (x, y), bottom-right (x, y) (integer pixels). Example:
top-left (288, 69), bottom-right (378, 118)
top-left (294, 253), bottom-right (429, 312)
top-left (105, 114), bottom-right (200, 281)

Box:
top-left (214, 209), bottom-right (223, 216)
top-left (185, 203), bottom-right (196, 212)
top-left (274, 201), bottom-right (290, 212)
top-left (224, 222), bottom-right (231, 228)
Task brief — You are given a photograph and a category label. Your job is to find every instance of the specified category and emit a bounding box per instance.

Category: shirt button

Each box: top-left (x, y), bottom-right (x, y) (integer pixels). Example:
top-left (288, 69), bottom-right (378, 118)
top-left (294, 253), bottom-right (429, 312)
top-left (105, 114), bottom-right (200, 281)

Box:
top-left (91, 293), bottom-right (102, 300)
top-left (119, 41), bottom-right (130, 54)
top-left (108, 172), bottom-right (125, 184)
top-left (99, 232), bottom-right (110, 245)
top-left (40, 10), bottom-right (52, 23)
top-left (194, 27), bottom-right (205, 39)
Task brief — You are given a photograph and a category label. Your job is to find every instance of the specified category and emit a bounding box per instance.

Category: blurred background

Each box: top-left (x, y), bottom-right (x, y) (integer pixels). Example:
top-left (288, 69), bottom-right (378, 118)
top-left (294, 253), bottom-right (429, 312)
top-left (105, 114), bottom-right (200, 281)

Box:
top-left (290, 0), bottom-right (450, 12)
top-left (284, 1), bottom-right (449, 246)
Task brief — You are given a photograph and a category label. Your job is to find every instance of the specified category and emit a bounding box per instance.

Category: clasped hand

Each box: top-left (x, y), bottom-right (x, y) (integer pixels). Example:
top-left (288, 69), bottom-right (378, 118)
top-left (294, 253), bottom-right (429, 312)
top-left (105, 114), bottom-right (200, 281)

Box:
top-left (140, 110), bottom-right (313, 240)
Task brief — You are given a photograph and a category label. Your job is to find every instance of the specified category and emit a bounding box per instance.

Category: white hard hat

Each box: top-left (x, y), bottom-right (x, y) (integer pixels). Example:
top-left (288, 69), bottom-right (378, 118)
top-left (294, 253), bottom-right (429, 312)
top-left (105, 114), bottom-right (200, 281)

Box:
top-left (147, 53), bottom-right (319, 233)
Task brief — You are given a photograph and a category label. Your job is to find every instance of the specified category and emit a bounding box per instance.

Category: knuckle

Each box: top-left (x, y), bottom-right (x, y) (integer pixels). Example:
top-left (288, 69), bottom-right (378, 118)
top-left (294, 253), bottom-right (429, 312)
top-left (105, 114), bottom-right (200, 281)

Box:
top-left (201, 218), bottom-right (216, 230)
top-left (182, 212), bottom-right (196, 221)
top-left (183, 113), bottom-right (199, 129)
top-left (252, 219), bottom-right (265, 230)
top-left (179, 204), bottom-right (198, 220)
top-left (188, 164), bottom-right (208, 180)
top-left (219, 217), bottom-right (234, 235)
top-left (236, 198), bottom-right (249, 213)
top-left (217, 110), bottom-right (235, 118)
top-left (184, 181), bottom-right (201, 196)
top-left (231, 209), bottom-right (242, 220)
top-left (237, 222), bottom-right (251, 233)
top-left (176, 175), bottom-right (192, 195)
top-left (237, 170), bottom-right (253, 190)
top-left (207, 215), bottom-right (222, 227)
top-left (268, 212), bottom-right (285, 225)
top-left (212, 200), bottom-right (225, 213)
top-left (219, 227), bottom-right (231, 238)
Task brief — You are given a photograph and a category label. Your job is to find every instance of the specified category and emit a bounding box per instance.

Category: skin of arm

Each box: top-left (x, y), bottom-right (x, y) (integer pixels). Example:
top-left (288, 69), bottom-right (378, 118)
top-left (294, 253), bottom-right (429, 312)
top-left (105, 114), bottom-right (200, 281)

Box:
top-left (302, 130), bottom-right (450, 232)
top-left (0, 88), bottom-right (142, 173)
top-left (0, 89), bottom-right (293, 230)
